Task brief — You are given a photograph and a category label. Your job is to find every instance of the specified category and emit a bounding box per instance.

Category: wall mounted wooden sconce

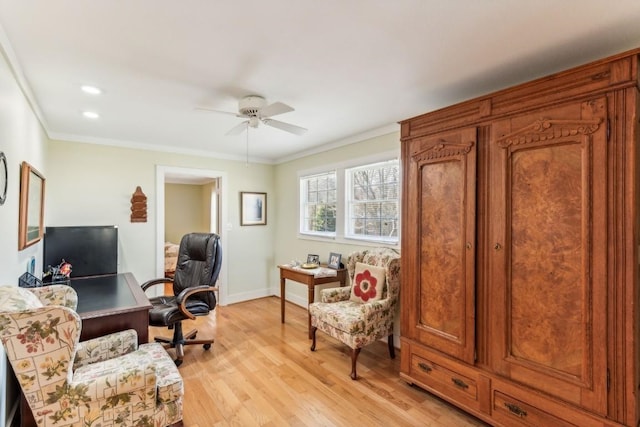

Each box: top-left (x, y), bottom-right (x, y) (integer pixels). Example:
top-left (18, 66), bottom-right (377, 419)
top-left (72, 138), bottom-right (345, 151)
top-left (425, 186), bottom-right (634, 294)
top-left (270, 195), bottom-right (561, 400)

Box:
top-left (130, 186), bottom-right (147, 223)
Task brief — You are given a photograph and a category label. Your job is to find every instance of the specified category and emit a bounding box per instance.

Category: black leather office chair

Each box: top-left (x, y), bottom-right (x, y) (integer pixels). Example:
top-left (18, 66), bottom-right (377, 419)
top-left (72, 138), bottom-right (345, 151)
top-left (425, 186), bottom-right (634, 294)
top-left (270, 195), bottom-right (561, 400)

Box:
top-left (142, 232), bottom-right (222, 366)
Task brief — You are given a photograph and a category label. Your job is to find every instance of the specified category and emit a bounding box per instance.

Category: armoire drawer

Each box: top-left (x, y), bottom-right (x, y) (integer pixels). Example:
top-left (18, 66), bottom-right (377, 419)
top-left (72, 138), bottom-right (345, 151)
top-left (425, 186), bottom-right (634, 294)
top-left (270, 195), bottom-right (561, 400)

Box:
top-left (409, 352), bottom-right (479, 409)
top-left (493, 391), bottom-right (576, 427)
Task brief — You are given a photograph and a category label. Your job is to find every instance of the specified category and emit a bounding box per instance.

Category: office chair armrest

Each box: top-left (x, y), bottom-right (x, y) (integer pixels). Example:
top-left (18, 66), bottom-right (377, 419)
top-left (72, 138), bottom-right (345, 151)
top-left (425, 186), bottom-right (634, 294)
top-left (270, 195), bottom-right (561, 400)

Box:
top-left (175, 285), bottom-right (218, 320)
top-left (30, 284), bottom-right (78, 310)
top-left (320, 286), bottom-right (351, 303)
top-left (141, 277), bottom-right (173, 292)
top-left (73, 329), bottom-right (139, 370)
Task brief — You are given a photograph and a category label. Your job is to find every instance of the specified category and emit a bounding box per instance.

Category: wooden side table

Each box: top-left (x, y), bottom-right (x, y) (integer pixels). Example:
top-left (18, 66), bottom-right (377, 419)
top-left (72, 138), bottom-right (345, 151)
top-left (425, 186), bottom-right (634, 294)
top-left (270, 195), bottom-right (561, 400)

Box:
top-left (278, 264), bottom-right (347, 338)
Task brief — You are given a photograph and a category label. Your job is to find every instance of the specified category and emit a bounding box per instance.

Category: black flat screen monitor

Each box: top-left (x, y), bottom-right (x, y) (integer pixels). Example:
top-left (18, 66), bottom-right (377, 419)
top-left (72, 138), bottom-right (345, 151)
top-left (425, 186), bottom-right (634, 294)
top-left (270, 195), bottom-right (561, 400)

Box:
top-left (43, 226), bottom-right (118, 278)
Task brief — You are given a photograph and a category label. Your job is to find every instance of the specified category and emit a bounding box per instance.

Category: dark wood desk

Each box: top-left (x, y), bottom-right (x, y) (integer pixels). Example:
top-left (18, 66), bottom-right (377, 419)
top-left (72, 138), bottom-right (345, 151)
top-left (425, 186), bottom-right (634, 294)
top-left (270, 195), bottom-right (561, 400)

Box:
top-left (278, 265), bottom-right (347, 338)
top-left (21, 272), bottom-right (151, 427)
top-left (72, 272), bottom-right (152, 344)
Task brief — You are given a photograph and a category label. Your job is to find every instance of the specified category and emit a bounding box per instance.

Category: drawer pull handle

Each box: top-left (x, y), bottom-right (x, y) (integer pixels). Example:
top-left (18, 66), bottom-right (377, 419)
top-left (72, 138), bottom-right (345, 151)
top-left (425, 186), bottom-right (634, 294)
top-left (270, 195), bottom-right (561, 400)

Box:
top-left (504, 402), bottom-right (528, 418)
top-left (451, 378), bottom-right (469, 389)
top-left (417, 362), bottom-right (432, 373)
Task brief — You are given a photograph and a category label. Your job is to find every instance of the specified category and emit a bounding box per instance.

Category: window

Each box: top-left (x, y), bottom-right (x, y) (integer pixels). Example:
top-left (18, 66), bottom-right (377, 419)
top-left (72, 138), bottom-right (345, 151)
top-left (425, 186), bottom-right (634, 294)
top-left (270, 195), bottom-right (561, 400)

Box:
top-left (300, 171), bottom-right (337, 236)
top-left (346, 160), bottom-right (399, 242)
top-left (299, 154), bottom-right (400, 244)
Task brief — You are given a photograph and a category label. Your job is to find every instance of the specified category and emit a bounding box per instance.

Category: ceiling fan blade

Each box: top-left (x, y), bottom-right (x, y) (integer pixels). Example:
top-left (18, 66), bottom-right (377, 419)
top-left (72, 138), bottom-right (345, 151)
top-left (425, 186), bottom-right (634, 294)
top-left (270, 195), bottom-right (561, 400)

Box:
top-left (262, 118), bottom-right (307, 135)
top-left (259, 102), bottom-right (294, 118)
top-left (226, 120), bottom-right (249, 135)
top-left (195, 106), bottom-right (240, 117)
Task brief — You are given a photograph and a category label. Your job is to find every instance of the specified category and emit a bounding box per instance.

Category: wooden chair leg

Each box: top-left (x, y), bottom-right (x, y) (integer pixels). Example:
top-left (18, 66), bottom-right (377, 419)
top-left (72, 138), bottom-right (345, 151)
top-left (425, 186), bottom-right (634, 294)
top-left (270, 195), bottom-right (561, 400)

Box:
top-left (310, 326), bottom-right (317, 351)
top-left (350, 348), bottom-right (361, 380)
top-left (388, 334), bottom-right (395, 359)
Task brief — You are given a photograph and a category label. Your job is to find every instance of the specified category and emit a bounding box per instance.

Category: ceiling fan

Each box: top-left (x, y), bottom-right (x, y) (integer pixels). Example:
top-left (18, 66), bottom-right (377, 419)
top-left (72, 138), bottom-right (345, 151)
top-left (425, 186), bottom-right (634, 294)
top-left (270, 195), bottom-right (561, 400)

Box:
top-left (198, 95), bottom-right (307, 136)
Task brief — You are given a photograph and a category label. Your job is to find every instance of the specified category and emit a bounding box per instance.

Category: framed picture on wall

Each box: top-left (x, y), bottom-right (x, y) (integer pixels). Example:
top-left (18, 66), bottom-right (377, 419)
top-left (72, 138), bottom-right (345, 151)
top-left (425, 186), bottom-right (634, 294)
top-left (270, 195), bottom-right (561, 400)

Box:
top-left (18, 161), bottom-right (45, 250)
top-left (240, 191), bottom-right (267, 225)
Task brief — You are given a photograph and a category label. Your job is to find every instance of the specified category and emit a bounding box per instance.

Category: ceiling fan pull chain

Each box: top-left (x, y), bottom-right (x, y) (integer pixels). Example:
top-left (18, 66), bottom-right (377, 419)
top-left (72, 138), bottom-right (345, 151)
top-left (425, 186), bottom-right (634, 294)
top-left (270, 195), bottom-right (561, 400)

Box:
top-left (245, 123), bottom-right (249, 167)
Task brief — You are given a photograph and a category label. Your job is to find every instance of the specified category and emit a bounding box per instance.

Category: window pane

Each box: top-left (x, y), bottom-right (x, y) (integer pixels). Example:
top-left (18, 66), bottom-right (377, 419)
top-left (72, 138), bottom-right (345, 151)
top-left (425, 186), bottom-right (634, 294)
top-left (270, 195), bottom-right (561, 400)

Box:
top-left (346, 160), bottom-right (399, 241)
top-left (300, 171), bottom-right (337, 235)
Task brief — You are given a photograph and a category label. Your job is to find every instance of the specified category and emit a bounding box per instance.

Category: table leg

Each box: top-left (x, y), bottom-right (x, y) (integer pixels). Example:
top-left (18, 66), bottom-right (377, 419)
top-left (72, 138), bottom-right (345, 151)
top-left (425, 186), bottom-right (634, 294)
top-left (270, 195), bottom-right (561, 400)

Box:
top-left (308, 284), bottom-right (315, 339)
top-left (280, 275), bottom-right (286, 323)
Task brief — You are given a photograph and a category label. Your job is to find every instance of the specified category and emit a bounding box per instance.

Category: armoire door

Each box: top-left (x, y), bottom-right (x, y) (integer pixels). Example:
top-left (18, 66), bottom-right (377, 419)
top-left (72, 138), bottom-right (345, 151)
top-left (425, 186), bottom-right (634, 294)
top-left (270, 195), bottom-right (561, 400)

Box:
top-left (488, 97), bottom-right (608, 415)
top-left (402, 127), bottom-right (477, 364)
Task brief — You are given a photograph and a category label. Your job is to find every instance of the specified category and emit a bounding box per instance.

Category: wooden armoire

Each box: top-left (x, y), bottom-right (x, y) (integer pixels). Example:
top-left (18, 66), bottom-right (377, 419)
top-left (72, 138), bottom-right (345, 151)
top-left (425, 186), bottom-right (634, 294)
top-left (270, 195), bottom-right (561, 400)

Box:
top-left (399, 48), bottom-right (640, 426)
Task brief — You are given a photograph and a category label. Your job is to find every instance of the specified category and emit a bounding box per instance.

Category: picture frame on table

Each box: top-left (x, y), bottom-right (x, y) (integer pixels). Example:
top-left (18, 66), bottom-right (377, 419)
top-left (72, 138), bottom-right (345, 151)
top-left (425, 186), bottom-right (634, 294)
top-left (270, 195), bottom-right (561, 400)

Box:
top-left (306, 254), bottom-right (320, 266)
top-left (327, 252), bottom-right (342, 269)
top-left (240, 191), bottom-right (267, 226)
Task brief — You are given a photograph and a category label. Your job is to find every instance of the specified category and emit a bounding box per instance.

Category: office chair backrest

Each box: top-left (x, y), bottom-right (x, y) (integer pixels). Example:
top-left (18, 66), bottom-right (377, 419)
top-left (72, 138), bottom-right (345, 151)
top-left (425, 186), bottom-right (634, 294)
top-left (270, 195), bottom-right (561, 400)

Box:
top-left (173, 232), bottom-right (222, 309)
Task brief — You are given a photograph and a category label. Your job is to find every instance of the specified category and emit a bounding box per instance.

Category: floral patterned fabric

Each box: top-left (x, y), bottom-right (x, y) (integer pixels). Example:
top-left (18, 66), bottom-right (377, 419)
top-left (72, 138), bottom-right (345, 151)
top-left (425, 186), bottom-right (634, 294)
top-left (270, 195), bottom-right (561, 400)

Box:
top-left (29, 285), bottom-right (78, 310)
top-left (73, 329), bottom-right (139, 370)
top-left (309, 247), bottom-right (401, 350)
top-left (0, 285), bottom-right (183, 427)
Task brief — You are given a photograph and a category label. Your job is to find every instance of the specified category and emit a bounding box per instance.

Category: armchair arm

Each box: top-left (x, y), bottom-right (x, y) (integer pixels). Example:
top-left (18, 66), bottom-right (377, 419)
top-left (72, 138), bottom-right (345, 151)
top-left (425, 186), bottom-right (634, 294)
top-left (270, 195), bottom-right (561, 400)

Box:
top-left (175, 285), bottom-right (218, 320)
top-left (320, 286), bottom-right (351, 303)
top-left (361, 297), bottom-right (394, 324)
top-left (73, 329), bottom-right (139, 370)
top-left (30, 285), bottom-right (78, 310)
top-left (141, 277), bottom-right (173, 292)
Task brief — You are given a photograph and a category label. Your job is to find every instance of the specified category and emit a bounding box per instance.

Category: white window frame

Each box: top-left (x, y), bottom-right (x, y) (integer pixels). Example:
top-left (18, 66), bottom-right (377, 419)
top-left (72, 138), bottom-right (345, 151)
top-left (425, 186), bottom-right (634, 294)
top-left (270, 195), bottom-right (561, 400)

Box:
top-left (345, 159), bottom-right (399, 244)
top-left (297, 150), bottom-right (400, 246)
top-left (299, 170), bottom-right (338, 238)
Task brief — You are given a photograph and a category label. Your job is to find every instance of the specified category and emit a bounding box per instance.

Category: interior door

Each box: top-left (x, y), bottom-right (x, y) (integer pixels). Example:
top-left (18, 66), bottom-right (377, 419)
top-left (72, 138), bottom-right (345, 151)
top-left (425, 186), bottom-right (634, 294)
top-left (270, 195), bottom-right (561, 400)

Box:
top-left (488, 97), bottom-right (608, 414)
top-left (403, 127), bottom-right (477, 364)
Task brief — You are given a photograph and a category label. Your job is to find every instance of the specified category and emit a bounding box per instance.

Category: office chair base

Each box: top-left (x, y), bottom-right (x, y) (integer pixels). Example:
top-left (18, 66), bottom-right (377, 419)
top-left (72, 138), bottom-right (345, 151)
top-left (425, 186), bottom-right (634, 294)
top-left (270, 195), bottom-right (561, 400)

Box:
top-left (154, 322), bottom-right (214, 366)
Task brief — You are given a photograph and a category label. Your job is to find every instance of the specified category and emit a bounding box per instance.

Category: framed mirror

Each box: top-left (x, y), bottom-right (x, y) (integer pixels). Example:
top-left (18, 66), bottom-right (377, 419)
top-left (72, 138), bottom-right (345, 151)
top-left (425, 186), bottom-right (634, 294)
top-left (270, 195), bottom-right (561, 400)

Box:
top-left (18, 161), bottom-right (45, 250)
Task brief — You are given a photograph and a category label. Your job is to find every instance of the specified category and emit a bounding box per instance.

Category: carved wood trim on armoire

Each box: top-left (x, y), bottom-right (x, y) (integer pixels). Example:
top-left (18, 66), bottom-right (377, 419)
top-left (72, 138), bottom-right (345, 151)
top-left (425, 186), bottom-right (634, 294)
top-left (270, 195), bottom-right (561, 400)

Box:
top-left (399, 48), bottom-right (640, 426)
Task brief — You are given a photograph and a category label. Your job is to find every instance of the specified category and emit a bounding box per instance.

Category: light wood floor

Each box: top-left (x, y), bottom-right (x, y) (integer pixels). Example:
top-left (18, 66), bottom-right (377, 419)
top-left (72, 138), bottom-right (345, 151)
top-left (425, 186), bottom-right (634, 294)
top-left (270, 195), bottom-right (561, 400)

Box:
top-left (149, 297), bottom-right (487, 427)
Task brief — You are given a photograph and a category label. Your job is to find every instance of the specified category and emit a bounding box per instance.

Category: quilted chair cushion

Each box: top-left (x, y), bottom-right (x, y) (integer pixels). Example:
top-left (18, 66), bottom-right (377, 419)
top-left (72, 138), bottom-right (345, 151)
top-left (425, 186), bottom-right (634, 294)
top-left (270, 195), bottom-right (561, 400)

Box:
top-left (309, 300), bottom-right (366, 335)
top-left (73, 342), bottom-right (184, 404)
top-left (349, 262), bottom-right (386, 303)
top-left (0, 286), bottom-right (44, 311)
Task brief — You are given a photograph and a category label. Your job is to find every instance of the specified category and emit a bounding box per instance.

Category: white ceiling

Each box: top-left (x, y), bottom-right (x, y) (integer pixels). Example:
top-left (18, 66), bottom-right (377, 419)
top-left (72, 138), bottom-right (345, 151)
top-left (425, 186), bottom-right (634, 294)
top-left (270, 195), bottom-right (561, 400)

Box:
top-left (1, 1), bottom-right (640, 164)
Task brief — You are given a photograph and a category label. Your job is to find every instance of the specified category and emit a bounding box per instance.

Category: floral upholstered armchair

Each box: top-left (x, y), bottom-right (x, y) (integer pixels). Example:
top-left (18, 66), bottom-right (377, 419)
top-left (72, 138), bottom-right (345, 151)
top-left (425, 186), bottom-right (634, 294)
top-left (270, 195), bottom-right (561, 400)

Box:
top-left (308, 247), bottom-right (401, 380)
top-left (0, 285), bottom-right (184, 427)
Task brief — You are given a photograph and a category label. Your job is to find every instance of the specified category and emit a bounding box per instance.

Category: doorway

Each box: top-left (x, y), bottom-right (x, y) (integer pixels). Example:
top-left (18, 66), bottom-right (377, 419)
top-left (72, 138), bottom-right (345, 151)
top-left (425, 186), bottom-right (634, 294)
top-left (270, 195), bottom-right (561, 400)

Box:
top-left (155, 166), bottom-right (228, 305)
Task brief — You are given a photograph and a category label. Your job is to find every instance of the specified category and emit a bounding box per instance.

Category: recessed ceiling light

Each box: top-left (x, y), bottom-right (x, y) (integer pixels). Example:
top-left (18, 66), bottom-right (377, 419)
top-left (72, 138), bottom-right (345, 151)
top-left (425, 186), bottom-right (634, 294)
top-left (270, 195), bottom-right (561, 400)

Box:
top-left (82, 111), bottom-right (100, 119)
top-left (81, 85), bottom-right (102, 95)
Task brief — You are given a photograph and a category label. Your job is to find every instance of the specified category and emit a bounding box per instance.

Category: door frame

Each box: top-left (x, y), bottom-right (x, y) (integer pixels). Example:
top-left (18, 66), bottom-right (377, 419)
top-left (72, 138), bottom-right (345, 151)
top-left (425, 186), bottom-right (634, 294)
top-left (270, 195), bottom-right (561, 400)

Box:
top-left (155, 165), bottom-right (228, 306)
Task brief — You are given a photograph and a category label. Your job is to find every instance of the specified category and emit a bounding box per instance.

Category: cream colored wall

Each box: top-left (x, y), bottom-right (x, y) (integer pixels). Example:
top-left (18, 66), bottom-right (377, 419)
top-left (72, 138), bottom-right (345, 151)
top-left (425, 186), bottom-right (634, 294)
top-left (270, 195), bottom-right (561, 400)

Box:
top-left (272, 131), bottom-right (401, 306)
top-left (164, 183), bottom-right (209, 243)
top-left (0, 44), bottom-right (50, 426)
top-left (45, 141), bottom-right (276, 303)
